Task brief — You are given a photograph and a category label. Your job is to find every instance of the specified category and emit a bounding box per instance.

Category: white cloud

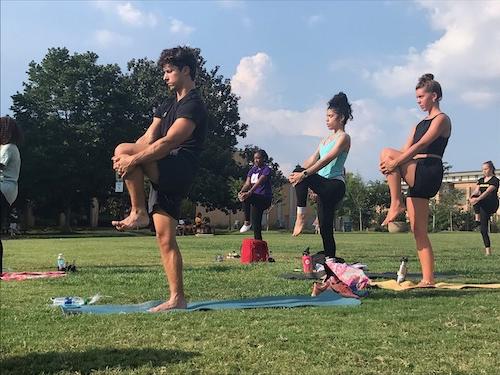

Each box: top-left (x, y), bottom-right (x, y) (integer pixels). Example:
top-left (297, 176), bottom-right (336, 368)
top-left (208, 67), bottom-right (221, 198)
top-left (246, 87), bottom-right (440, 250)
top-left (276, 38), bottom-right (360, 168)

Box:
top-left (232, 53), bottom-right (405, 179)
top-left (231, 52), bottom-right (272, 104)
top-left (169, 18), bottom-right (195, 36)
top-left (369, 1), bottom-right (500, 107)
top-left (94, 29), bottom-right (131, 47)
top-left (92, 1), bottom-right (158, 27)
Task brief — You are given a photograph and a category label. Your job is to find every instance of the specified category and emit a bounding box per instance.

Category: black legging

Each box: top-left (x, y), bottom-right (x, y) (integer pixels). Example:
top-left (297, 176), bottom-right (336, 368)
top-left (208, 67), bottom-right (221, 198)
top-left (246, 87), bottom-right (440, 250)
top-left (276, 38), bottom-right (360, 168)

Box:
top-left (293, 167), bottom-right (345, 257)
top-left (1, 192), bottom-right (11, 274)
top-left (474, 200), bottom-right (499, 248)
top-left (242, 194), bottom-right (272, 240)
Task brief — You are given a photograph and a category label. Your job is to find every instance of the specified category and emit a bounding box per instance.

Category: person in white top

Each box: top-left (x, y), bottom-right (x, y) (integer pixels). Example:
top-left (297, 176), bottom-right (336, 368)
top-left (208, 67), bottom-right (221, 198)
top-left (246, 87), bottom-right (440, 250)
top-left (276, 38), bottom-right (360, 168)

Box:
top-left (1, 116), bottom-right (22, 273)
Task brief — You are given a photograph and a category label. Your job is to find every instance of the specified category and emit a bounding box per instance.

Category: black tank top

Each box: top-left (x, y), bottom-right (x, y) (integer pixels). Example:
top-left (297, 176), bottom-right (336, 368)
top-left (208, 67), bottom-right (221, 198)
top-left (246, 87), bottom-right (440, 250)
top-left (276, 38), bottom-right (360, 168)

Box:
top-left (412, 113), bottom-right (449, 157)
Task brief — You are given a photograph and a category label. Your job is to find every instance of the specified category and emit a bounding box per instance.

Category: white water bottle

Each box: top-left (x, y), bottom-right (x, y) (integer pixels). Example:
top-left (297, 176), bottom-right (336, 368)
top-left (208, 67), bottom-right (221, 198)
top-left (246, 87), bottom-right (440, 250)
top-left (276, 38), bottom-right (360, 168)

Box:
top-left (397, 257), bottom-right (408, 284)
top-left (57, 253), bottom-right (66, 271)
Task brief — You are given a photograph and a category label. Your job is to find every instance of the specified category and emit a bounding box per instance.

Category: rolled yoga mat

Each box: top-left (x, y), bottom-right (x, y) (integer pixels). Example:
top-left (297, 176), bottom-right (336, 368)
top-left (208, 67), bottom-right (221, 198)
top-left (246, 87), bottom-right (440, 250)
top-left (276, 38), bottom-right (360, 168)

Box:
top-left (61, 290), bottom-right (360, 315)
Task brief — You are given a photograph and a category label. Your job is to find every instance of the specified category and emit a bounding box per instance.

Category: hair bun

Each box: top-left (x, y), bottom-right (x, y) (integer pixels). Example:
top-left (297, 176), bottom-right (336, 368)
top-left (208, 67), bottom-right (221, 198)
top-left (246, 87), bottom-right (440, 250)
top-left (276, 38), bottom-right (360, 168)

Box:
top-left (419, 73), bottom-right (434, 82)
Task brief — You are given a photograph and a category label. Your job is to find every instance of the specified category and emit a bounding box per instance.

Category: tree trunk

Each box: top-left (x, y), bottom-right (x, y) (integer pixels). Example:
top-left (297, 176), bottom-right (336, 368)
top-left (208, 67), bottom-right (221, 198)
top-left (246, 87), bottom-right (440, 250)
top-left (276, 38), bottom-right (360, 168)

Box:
top-left (62, 205), bottom-right (72, 233)
top-left (90, 198), bottom-right (99, 228)
top-left (359, 209), bottom-right (362, 231)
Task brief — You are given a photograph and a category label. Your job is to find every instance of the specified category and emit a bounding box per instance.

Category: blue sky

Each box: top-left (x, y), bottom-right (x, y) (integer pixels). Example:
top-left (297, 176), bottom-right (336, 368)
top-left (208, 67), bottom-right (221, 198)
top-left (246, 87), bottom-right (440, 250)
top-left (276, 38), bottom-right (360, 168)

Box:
top-left (2, 0), bottom-right (499, 180)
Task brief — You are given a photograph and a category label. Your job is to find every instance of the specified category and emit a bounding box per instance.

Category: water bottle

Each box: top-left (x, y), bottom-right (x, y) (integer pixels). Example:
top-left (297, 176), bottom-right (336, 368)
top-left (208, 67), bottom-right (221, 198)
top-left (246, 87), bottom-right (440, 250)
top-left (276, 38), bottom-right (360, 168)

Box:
top-left (57, 253), bottom-right (66, 271)
top-left (396, 257), bottom-right (408, 284)
top-left (268, 251), bottom-right (275, 263)
top-left (51, 296), bottom-right (86, 306)
top-left (302, 247), bottom-right (313, 274)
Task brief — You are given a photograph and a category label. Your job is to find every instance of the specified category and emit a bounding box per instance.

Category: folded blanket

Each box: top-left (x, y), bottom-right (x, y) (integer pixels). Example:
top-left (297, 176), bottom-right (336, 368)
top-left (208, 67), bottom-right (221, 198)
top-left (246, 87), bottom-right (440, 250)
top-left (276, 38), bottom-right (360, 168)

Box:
top-left (61, 290), bottom-right (361, 315)
top-left (1, 271), bottom-right (66, 281)
top-left (370, 279), bottom-right (500, 291)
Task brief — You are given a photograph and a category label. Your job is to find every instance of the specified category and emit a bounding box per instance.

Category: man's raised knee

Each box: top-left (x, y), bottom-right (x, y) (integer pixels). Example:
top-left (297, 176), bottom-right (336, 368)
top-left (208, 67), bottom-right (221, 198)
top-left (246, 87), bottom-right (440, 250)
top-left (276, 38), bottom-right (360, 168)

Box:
top-left (114, 143), bottom-right (128, 156)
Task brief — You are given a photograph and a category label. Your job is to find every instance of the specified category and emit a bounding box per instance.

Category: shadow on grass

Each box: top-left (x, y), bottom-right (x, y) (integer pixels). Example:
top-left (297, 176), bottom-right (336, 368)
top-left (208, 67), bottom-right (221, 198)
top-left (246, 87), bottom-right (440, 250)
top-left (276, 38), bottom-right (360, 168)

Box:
top-left (1, 347), bottom-right (198, 375)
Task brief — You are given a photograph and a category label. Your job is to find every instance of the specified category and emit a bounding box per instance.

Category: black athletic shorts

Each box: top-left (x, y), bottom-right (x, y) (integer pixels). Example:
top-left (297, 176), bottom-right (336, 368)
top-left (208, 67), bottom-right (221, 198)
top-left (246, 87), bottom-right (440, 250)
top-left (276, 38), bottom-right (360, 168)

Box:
top-left (149, 154), bottom-right (196, 220)
top-left (407, 158), bottom-right (443, 199)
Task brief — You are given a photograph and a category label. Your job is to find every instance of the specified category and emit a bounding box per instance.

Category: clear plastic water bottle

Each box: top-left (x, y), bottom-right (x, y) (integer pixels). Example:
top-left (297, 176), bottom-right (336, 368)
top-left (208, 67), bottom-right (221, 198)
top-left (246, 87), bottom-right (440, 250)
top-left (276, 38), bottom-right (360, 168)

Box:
top-left (397, 257), bottom-right (408, 284)
top-left (57, 253), bottom-right (66, 271)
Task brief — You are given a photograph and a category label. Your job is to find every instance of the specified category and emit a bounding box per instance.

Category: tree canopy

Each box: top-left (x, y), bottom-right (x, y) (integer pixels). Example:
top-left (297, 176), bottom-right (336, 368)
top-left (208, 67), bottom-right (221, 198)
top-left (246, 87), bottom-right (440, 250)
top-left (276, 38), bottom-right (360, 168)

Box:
top-left (9, 47), bottom-right (267, 226)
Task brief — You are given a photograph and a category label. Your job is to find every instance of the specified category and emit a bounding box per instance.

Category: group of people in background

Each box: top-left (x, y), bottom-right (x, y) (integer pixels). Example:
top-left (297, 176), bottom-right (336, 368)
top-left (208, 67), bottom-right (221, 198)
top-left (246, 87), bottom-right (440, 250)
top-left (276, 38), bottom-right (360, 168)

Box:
top-left (1, 46), bottom-right (498, 310)
top-left (236, 73), bottom-right (497, 288)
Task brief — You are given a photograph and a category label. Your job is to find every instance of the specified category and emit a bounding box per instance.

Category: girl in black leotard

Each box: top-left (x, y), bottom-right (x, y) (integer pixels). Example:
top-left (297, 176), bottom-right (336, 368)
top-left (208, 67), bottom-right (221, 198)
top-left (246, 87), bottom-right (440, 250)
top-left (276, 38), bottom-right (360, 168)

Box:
top-left (469, 161), bottom-right (499, 256)
top-left (379, 74), bottom-right (452, 287)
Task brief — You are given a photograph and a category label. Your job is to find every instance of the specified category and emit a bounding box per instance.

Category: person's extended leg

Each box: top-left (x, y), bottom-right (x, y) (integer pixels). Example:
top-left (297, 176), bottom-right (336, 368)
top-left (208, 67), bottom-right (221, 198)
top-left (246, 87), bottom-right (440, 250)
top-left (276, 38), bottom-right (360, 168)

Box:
top-left (292, 167), bottom-right (309, 236)
top-left (250, 195), bottom-right (271, 240)
top-left (149, 210), bottom-right (187, 312)
top-left (407, 197), bottom-right (434, 285)
top-left (473, 203), bottom-right (481, 223)
top-left (380, 148), bottom-right (417, 225)
top-left (317, 198), bottom-right (336, 257)
top-left (112, 143), bottom-right (159, 231)
top-left (240, 198), bottom-right (252, 232)
top-left (479, 207), bottom-right (492, 255)
top-left (318, 179), bottom-right (345, 261)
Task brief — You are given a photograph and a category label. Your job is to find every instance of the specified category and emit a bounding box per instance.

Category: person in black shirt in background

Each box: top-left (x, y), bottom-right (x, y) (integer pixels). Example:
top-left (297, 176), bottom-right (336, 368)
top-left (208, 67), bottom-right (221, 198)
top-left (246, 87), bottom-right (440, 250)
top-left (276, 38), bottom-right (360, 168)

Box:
top-left (469, 161), bottom-right (499, 256)
top-left (112, 46), bottom-right (208, 311)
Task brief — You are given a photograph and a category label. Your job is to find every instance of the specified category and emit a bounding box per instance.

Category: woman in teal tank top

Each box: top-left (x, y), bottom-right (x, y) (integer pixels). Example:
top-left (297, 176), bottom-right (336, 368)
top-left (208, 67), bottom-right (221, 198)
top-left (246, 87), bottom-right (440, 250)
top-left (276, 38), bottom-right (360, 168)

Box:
top-left (288, 92), bottom-right (352, 264)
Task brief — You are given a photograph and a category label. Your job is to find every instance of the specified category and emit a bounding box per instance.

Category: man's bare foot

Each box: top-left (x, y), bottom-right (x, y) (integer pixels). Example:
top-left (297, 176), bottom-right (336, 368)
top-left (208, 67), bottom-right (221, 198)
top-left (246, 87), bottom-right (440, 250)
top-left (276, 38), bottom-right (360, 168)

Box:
top-left (292, 213), bottom-right (306, 236)
top-left (485, 248), bottom-right (492, 256)
top-left (112, 211), bottom-right (150, 231)
top-left (416, 280), bottom-right (435, 288)
top-left (148, 297), bottom-right (188, 312)
top-left (382, 204), bottom-right (406, 226)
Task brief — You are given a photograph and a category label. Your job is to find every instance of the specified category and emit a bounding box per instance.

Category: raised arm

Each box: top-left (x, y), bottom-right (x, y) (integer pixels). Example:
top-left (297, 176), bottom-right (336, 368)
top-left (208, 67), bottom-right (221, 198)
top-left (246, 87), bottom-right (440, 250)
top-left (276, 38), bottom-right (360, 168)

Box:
top-left (303, 134), bottom-right (350, 176)
top-left (136, 117), bottom-right (163, 145)
top-left (392, 115), bottom-right (450, 167)
top-left (302, 146), bottom-right (321, 169)
top-left (113, 117), bottom-right (195, 175)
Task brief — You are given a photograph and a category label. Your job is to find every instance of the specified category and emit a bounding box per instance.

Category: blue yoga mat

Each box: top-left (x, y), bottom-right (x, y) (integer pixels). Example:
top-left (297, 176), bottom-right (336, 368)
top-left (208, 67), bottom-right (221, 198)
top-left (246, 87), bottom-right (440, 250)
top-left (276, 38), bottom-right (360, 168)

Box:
top-left (61, 290), bottom-right (360, 315)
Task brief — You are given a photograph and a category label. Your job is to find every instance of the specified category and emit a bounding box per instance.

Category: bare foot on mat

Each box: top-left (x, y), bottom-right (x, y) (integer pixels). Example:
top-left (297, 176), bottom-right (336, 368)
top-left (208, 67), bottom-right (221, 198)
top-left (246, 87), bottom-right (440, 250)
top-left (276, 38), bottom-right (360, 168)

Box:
top-left (148, 297), bottom-right (188, 312)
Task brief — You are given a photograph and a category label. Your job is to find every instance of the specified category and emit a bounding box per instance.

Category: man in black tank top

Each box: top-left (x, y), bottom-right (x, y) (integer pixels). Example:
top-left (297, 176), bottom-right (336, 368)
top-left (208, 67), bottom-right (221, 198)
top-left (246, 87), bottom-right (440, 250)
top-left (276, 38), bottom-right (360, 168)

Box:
top-left (378, 74), bottom-right (451, 287)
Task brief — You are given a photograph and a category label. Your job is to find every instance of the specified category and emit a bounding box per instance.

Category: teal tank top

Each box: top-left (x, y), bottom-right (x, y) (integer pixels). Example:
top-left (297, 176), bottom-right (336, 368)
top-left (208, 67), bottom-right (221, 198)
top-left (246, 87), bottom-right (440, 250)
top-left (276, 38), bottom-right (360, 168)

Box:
top-left (318, 138), bottom-right (348, 180)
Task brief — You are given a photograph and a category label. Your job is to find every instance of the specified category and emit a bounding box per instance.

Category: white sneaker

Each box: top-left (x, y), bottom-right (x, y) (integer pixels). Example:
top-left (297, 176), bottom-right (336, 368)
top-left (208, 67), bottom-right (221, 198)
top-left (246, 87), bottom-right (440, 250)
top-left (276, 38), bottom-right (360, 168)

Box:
top-left (239, 224), bottom-right (252, 233)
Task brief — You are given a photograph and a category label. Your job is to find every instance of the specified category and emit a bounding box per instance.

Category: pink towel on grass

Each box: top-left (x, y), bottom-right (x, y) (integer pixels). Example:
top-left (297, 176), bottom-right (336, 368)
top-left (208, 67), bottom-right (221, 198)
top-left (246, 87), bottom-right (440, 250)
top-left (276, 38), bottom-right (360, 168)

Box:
top-left (0, 271), bottom-right (66, 281)
top-left (326, 262), bottom-right (371, 291)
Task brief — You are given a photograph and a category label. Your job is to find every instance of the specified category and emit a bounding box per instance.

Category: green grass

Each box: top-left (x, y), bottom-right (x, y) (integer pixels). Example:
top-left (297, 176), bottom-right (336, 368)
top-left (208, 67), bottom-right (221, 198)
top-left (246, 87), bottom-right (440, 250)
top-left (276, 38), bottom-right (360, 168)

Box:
top-left (1, 231), bottom-right (499, 375)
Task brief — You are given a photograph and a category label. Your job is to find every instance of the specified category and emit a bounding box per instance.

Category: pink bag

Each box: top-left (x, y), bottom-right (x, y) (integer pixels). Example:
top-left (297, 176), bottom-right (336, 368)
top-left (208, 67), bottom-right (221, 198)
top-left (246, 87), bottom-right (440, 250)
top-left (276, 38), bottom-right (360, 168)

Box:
top-left (325, 262), bottom-right (370, 291)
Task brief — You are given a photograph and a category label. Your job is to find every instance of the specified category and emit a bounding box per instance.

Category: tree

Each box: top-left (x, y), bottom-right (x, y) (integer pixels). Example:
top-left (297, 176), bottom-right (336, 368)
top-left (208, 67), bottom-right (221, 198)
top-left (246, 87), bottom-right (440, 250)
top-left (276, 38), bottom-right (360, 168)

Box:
top-left (11, 48), bottom-right (136, 230)
top-left (365, 180), bottom-right (390, 229)
top-left (10, 46), bottom-right (251, 228)
top-left (430, 183), bottom-right (465, 231)
top-left (341, 173), bottom-right (369, 231)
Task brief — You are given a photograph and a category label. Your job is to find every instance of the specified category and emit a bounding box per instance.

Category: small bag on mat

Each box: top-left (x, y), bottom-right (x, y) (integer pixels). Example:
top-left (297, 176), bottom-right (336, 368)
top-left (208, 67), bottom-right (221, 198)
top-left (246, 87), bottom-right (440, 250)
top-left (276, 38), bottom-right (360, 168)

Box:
top-left (240, 239), bottom-right (269, 263)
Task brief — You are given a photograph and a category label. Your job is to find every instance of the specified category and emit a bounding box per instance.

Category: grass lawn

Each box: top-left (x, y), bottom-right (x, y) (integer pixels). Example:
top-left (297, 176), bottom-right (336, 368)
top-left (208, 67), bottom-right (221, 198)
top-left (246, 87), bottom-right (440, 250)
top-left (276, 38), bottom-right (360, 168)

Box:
top-left (1, 231), bottom-right (499, 375)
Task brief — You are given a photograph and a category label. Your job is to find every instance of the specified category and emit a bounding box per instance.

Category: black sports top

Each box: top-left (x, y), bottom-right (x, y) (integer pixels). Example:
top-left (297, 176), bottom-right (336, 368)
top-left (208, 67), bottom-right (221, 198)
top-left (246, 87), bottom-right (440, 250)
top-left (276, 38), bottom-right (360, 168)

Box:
top-left (477, 176), bottom-right (499, 206)
top-left (412, 113), bottom-right (449, 157)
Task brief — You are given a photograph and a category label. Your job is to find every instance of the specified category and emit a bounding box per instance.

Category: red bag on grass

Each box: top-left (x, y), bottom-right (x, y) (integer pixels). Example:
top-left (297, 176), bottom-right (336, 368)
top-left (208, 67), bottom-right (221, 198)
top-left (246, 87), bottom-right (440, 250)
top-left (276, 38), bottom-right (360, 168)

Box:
top-left (240, 239), bottom-right (269, 264)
